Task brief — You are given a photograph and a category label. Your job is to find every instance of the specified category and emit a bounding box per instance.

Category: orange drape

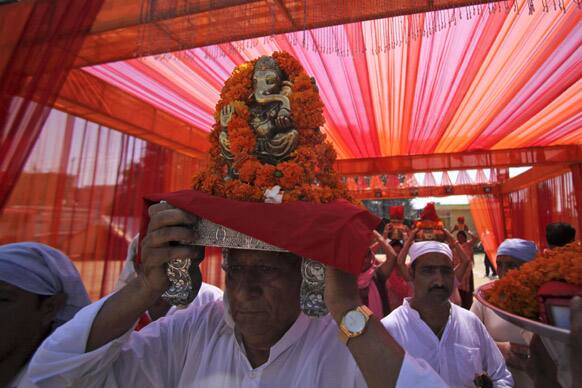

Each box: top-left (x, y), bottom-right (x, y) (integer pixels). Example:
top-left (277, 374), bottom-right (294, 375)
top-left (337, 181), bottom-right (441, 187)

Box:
top-left (0, 0), bottom-right (104, 211)
top-left (469, 195), bottom-right (505, 268)
top-left (509, 172), bottom-right (578, 249)
top-left (0, 110), bottom-right (222, 299)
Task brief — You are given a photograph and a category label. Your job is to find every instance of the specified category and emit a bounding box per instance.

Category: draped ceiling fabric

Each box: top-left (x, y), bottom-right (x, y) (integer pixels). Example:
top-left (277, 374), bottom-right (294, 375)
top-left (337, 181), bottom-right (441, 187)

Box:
top-left (0, 0), bottom-right (104, 212)
top-left (82, 0), bottom-right (582, 162)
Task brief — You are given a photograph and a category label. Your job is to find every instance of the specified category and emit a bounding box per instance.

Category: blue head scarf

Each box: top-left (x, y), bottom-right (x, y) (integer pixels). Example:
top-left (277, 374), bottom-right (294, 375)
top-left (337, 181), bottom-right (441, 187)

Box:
top-left (0, 242), bottom-right (90, 331)
top-left (496, 239), bottom-right (538, 262)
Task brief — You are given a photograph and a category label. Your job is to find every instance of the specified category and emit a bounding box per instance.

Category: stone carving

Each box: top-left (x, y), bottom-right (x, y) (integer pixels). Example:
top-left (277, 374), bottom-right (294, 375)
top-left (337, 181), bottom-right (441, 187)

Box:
top-left (219, 56), bottom-right (299, 178)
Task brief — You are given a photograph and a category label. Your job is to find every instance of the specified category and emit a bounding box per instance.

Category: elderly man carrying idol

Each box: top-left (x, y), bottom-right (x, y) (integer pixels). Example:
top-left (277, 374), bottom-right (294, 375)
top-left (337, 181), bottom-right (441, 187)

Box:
top-left (27, 53), bottom-right (448, 387)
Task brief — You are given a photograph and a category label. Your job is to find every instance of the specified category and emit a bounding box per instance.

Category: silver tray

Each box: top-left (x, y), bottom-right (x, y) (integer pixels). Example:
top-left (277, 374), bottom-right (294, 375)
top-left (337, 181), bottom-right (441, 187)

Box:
top-left (193, 218), bottom-right (286, 252)
top-left (475, 283), bottom-right (570, 343)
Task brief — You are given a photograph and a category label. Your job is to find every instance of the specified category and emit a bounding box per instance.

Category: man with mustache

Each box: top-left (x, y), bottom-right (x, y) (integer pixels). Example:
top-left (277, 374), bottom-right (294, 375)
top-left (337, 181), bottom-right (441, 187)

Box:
top-left (382, 241), bottom-right (513, 387)
top-left (26, 202), bottom-right (449, 388)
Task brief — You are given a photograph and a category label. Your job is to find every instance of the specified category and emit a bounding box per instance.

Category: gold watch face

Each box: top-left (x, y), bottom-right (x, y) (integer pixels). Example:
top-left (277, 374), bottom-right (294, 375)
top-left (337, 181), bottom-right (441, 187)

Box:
top-left (343, 310), bottom-right (367, 333)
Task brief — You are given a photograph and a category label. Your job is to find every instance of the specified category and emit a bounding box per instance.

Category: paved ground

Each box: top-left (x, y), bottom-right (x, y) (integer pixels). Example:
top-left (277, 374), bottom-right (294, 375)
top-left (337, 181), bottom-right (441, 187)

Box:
top-left (473, 253), bottom-right (497, 291)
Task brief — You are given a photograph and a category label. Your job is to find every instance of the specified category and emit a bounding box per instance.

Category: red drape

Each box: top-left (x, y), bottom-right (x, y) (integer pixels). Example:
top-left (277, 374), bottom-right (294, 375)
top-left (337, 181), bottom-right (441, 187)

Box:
top-left (469, 195), bottom-right (505, 269)
top-left (509, 172), bottom-right (578, 250)
top-left (0, 0), bottom-right (104, 211)
top-left (0, 110), bottom-right (222, 299)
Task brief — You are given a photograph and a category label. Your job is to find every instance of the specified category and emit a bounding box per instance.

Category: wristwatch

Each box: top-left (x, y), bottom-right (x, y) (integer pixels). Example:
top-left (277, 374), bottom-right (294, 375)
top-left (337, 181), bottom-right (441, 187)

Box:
top-left (337, 305), bottom-right (373, 344)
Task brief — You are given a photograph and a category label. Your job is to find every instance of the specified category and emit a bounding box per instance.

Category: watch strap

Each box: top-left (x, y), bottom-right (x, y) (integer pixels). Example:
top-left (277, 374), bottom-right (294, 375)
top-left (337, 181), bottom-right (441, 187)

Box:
top-left (337, 305), bottom-right (373, 345)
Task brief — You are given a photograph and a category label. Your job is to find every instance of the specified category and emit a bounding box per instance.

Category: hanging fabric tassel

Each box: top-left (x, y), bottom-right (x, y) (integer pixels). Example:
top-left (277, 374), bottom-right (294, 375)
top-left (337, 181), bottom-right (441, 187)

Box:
top-left (409, 15), bottom-right (416, 40)
top-left (490, 169), bottom-right (498, 183)
top-left (388, 18), bottom-right (396, 50)
top-left (398, 17), bottom-right (403, 47)
top-left (528, 0), bottom-right (535, 14)
top-left (441, 9), bottom-right (447, 30)
top-left (302, 0), bottom-right (307, 48)
top-left (559, 0), bottom-right (567, 12)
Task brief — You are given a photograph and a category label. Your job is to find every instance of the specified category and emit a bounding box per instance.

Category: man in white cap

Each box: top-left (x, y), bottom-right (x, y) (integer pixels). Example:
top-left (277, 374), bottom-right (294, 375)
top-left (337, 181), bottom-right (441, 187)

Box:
top-left (382, 241), bottom-right (513, 387)
top-left (471, 238), bottom-right (538, 387)
top-left (0, 242), bottom-right (91, 387)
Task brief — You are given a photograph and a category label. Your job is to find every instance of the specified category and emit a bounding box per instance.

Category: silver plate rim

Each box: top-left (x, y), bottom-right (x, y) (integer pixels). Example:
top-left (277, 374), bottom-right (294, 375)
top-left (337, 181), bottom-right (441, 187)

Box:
top-left (475, 283), bottom-right (570, 343)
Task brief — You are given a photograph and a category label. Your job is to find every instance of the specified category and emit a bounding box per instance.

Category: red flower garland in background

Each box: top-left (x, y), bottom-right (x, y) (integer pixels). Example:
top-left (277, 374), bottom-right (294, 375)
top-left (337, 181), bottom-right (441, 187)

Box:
top-left (193, 52), bottom-right (353, 204)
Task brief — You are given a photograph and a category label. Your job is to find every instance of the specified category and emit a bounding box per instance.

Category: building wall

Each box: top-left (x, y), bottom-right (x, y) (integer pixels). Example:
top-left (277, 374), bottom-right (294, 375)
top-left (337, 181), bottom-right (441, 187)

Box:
top-left (435, 204), bottom-right (475, 232)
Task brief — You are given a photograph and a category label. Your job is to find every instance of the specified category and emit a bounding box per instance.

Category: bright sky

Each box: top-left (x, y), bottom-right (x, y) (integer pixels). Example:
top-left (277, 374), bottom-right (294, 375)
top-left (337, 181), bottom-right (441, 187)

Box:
top-left (411, 196), bottom-right (470, 208)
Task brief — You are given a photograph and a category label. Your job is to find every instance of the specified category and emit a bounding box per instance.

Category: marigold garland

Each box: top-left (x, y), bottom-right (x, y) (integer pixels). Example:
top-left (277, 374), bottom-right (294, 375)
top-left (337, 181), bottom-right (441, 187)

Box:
top-left (192, 51), bottom-right (353, 204)
top-left (485, 241), bottom-right (582, 320)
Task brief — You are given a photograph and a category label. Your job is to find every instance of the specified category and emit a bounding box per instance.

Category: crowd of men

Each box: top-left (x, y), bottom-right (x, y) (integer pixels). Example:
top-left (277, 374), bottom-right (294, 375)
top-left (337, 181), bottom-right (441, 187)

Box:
top-left (0, 216), bottom-right (579, 387)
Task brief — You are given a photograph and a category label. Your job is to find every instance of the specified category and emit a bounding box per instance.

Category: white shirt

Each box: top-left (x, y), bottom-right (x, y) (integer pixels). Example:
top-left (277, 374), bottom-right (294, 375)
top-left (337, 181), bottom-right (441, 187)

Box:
top-left (166, 282), bottom-right (224, 316)
top-left (11, 363), bottom-right (36, 388)
top-left (28, 297), bottom-right (447, 387)
top-left (13, 284), bottom-right (223, 388)
top-left (382, 298), bottom-right (514, 388)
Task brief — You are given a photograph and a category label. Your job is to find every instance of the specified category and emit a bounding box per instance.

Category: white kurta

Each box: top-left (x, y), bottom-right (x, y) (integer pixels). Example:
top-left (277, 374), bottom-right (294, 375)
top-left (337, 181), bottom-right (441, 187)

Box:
top-left (382, 299), bottom-right (514, 388)
top-left (166, 282), bottom-right (224, 316)
top-left (27, 297), bottom-right (447, 387)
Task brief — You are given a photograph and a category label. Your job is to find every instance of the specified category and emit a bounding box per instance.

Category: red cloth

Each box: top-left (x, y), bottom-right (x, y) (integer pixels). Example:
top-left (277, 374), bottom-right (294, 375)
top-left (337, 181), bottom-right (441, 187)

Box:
top-left (135, 313), bottom-right (152, 331)
top-left (386, 272), bottom-right (411, 311)
top-left (141, 190), bottom-right (380, 275)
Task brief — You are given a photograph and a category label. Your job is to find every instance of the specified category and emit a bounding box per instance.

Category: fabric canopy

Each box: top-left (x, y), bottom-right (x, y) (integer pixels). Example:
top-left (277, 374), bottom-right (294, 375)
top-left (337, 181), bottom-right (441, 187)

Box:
top-left (83, 0), bottom-right (581, 161)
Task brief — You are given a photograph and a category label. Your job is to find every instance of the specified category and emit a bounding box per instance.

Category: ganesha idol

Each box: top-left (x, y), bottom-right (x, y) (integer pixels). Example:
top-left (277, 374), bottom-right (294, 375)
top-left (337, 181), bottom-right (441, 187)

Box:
top-left (452, 216), bottom-right (468, 232)
top-left (414, 203), bottom-right (446, 242)
top-left (387, 206), bottom-right (408, 240)
top-left (219, 56), bottom-right (299, 178)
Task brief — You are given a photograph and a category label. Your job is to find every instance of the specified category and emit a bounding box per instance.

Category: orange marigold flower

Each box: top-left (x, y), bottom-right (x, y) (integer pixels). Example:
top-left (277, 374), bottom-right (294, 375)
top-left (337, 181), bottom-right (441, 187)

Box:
top-left (193, 52), bottom-right (352, 205)
top-left (277, 161), bottom-right (305, 190)
top-left (255, 164), bottom-right (277, 188)
top-left (485, 241), bottom-right (582, 320)
top-left (238, 159), bottom-right (261, 183)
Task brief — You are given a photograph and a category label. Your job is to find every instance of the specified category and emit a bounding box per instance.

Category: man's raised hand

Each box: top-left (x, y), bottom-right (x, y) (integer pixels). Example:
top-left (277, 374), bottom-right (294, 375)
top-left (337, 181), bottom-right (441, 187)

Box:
top-left (141, 202), bottom-right (201, 295)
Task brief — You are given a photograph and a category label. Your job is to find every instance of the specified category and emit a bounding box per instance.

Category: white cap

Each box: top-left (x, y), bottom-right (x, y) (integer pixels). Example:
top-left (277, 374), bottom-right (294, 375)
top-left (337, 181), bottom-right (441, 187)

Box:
top-left (409, 241), bottom-right (453, 263)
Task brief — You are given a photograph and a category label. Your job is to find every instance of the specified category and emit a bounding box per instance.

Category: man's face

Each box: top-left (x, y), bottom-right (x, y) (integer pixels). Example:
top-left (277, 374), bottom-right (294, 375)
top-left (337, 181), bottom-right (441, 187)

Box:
top-left (496, 255), bottom-right (524, 278)
top-left (0, 281), bottom-right (49, 361)
top-left (457, 233), bottom-right (467, 243)
top-left (411, 253), bottom-right (454, 304)
top-left (225, 249), bottom-right (301, 348)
